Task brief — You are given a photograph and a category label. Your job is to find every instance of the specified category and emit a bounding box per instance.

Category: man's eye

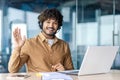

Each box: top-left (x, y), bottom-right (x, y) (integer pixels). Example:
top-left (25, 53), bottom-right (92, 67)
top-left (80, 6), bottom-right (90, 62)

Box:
top-left (54, 22), bottom-right (58, 25)
top-left (47, 22), bottom-right (50, 23)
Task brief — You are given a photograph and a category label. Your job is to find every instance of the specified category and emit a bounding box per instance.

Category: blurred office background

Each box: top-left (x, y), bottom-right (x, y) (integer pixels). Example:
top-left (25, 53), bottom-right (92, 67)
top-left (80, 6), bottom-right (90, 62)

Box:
top-left (0, 0), bottom-right (120, 73)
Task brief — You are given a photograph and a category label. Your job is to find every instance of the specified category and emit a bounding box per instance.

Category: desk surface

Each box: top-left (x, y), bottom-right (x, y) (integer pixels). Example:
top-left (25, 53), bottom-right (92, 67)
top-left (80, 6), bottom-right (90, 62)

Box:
top-left (0, 70), bottom-right (120, 80)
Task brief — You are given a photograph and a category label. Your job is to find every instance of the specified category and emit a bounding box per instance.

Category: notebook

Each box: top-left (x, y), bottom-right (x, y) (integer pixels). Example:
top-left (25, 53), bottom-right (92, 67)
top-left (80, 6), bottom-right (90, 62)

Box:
top-left (59, 46), bottom-right (119, 76)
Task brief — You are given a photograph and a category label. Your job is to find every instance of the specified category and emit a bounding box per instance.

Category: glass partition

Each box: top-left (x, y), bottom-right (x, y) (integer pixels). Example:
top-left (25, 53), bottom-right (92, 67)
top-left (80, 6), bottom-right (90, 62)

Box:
top-left (76, 0), bottom-right (120, 69)
top-left (0, 10), bottom-right (2, 51)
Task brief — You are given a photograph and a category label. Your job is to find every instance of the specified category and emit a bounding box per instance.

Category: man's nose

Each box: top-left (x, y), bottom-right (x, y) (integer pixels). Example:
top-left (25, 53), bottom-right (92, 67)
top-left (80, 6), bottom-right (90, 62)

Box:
top-left (49, 23), bottom-right (54, 27)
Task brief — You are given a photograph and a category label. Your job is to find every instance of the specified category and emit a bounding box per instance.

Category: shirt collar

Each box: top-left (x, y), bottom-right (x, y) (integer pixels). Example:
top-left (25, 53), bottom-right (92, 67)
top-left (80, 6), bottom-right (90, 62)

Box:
top-left (39, 32), bottom-right (59, 43)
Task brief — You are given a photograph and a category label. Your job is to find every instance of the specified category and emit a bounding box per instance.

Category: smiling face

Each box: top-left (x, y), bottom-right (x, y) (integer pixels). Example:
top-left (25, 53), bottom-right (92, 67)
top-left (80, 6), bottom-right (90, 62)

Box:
top-left (38, 8), bottom-right (63, 38)
top-left (42, 18), bottom-right (58, 37)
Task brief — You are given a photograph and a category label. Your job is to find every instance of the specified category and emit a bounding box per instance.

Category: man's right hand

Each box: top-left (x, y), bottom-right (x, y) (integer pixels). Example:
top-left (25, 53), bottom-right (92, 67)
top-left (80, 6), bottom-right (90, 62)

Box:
top-left (13, 27), bottom-right (26, 49)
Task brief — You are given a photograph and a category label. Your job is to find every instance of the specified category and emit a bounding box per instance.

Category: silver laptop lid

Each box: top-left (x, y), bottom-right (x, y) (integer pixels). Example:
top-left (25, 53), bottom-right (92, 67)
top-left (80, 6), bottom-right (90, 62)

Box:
top-left (78, 46), bottom-right (119, 75)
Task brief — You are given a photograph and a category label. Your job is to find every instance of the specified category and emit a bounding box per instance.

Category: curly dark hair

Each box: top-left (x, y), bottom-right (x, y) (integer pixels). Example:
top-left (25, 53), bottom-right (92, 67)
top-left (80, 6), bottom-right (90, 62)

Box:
top-left (38, 8), bottom-right (63, 30)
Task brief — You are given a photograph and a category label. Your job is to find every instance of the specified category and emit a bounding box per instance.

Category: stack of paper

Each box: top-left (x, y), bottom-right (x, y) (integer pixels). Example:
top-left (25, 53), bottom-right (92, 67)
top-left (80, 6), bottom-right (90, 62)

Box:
top-left (41, 72), bottom-right (73, 80)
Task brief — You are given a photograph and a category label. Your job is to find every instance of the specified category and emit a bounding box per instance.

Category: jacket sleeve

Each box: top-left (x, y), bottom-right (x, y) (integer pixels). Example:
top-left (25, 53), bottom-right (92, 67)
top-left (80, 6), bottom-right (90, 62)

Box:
top-left (8, 41), bottom-right (29, 73)
top-left (64, 43), bottom-right (74, 70)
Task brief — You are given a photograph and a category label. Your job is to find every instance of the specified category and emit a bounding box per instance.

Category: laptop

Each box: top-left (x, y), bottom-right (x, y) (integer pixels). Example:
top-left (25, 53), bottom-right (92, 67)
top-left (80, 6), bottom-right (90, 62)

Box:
top-left (59, 46), bottom-right (119, 76)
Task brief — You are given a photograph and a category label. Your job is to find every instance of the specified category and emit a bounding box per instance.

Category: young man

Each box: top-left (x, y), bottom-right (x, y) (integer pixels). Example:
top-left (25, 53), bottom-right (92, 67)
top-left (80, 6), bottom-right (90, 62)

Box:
top-left (8, 8), bottom-right (74, 73)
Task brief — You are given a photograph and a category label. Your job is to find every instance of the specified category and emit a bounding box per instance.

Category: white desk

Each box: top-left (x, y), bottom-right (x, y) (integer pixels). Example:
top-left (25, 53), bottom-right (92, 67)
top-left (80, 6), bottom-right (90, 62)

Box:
top-left (76, 70), bottom-right (120, 80)
top-left (0, 70), bottom-right (120, 80)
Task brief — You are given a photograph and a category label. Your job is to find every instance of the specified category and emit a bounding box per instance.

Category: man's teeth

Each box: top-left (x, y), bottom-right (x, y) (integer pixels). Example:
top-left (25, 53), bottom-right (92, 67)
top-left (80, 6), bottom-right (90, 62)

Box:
top-left (48, 28), bottom-right (53, 30)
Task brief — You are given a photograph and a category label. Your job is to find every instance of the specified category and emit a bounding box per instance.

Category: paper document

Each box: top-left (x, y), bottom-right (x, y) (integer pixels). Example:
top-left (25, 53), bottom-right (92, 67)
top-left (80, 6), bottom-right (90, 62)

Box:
top-left (41, 72), bottom-right (73, 80)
